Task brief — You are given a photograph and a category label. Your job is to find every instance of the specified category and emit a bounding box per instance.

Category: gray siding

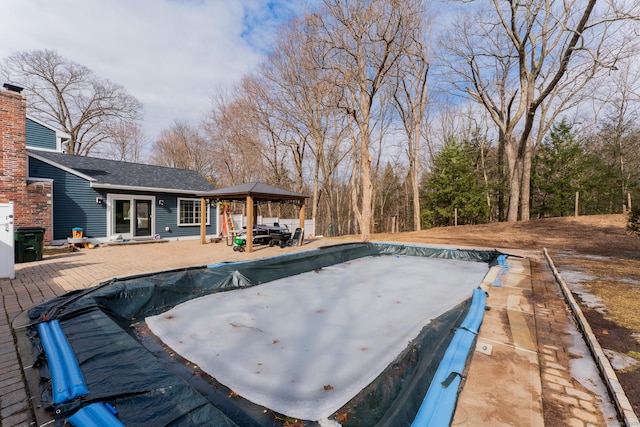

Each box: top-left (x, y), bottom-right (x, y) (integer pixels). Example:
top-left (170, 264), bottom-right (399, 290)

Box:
top-left (26, 119), bottom-right (57, 151)
top-left (29, 157), bottom-right (105, 240)
top-left (155, 197), bottom-right (217, 239)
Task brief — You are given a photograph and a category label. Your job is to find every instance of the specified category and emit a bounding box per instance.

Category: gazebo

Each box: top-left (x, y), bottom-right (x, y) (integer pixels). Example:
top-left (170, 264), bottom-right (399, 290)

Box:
top-left (197, 182), bottom-right (309, 253)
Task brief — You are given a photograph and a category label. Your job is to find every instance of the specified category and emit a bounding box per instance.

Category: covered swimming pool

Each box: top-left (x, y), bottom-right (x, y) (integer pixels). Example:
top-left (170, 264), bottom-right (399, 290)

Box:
top-left (24, 242), bottom-right (504, 426)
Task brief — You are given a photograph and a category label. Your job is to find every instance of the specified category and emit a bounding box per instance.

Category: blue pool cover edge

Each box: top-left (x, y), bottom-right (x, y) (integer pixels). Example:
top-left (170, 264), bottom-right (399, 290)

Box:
top-left (411, 287), bottom-right (487, 427)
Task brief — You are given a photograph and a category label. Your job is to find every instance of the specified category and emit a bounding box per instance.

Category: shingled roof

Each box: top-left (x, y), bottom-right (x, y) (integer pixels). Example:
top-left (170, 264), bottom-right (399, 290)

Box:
top-left (29, 150), bottom-right (215, 194)
top-left (198, 181), bottom-right (308, 202)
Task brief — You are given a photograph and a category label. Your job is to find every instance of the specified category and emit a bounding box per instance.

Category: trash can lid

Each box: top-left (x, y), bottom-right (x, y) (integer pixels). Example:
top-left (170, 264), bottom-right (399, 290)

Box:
top-left (72, 227), bottom-right (84, 230)
top-left (16, 226), bottom-right (45, 232)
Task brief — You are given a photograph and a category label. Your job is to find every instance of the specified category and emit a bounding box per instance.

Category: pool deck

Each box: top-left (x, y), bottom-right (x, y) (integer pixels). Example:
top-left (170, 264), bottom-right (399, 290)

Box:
top-left (0, 239), bottom-right (617, 426)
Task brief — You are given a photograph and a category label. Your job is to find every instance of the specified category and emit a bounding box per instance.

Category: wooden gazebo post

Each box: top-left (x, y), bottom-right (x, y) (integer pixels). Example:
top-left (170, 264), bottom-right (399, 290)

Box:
top-left (246, 194), bottom-right (254, 253)
top-left (200, 197), bottom-right (207, 244)
top-left (298, 199), bottom-right (306, 246)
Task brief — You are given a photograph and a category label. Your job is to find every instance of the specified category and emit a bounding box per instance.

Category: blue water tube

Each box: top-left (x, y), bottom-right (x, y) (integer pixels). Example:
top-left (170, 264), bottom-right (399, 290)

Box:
top-left (459, 288), bottom-right (487, 334)
top-left (411, 288), bottom-right (487, 426)
top-left (492, 254), bottom-right (510, 287)
top-left (37, 320), bottom-right (89, 404)
top-left (497, 254), bottom-right (509, 267)
top-left (67, 402), bottom-right (126, 427)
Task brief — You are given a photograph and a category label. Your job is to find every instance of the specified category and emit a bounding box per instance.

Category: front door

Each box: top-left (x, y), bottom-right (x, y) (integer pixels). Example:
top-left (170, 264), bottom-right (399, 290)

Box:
top-left (0, 202), bottom-right (15, 279)
top-left (135, 200), bottom-right (151, 237)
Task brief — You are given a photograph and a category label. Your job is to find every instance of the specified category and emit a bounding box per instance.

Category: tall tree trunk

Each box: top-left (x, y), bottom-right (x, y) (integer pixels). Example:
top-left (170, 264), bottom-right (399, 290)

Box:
top-left (498, 131), bottom-right (505, 221)
top-left (411, 157), bottom-right (421, 231)
top-left (508, 163), bottom-right (522, 222)
top-left (505, 137), bottom-right (521, 222)
top-left (480, 141), bottom-right (492, 220)
top-left (359, 130), bottom-right (373, 241)
top-left (348, 113), bottom-right (362, 237)
top-left (618, 135), bottom-right (627, 211)
top-left (411, 105), bottom-right (423, 231)
top-left (312, 155), bottom-right (320, 228)
top-left (520, 136), bottom-right (533, 221)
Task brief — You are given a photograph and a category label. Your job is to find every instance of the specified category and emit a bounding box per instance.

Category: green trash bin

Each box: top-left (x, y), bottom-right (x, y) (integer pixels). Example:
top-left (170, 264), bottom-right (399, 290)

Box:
top-left (15, 226), bottom-right (45, 263)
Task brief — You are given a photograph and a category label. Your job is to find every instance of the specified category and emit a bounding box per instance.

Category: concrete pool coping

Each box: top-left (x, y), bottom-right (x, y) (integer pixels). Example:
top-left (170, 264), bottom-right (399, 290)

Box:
top-left (0, 238), bottom-right (619, 426)
top-left (453, 256), bottom-right (544, 426)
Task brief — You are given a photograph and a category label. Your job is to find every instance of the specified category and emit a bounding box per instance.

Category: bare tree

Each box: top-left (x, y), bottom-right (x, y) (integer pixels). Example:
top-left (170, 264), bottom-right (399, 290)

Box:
top-left (260, 15), bottom-right (347, 224)
top-left (392, 1), bottom-right (430, 231)
top-left (99, 121), bottom-right (147, 163)
top-left (1, 49), bottom-right (143, 156)
top-left (316, 0), bottom-right (424, 241)
top-left (240, 74), bottom-right (294, 190)
top-left (150, 120), bottom-right (215, 180)
top-left (202, 86), bottom-right (267, 186)
top-left (594, 59), bottom-right (640, 212)
top-left (442, 0), bottom-right (639, 221)
top-left (204, 12), bottom-right (356, 232)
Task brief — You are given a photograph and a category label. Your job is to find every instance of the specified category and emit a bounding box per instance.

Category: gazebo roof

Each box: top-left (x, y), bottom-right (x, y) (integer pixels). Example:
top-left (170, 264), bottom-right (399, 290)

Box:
top-left (198, 181), bottom-right (308, 203)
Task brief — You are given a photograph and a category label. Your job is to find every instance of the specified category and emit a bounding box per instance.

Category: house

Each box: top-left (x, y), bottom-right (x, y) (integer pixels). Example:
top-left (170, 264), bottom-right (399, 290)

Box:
top-left (0, 83), bottom-right (218, 246)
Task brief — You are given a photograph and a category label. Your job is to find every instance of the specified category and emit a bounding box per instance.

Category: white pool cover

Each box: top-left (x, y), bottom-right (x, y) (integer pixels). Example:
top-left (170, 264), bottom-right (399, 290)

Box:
top-left (146, 255), bottom-right (488, 422)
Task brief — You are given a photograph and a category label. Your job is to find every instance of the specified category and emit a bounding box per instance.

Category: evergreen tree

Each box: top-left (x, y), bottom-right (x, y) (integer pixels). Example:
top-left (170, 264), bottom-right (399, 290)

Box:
top-left (421, 139), bottom-right (489, 227)
top-left (532, 119), bottom-right (586, 217)
top-left (578, 150), bottom-right (620, 215)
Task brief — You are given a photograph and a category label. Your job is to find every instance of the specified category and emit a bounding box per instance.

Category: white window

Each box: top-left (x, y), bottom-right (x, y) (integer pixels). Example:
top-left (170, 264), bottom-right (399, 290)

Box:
top-left (178, 198), bottom-right (209, 226)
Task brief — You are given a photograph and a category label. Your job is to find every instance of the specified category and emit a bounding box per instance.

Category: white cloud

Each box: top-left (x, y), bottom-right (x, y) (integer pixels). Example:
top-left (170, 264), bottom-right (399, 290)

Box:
top-left (0, 0), bottom-right (301, 141)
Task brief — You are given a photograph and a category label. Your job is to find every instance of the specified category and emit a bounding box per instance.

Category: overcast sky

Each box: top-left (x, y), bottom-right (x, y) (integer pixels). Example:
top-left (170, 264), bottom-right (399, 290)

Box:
top-left (0, 0), bottom-right (309, 142)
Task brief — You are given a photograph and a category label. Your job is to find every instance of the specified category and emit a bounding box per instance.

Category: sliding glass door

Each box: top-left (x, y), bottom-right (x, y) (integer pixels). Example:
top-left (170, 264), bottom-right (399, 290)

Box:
top-left (108, 195), bottom-right (154, 239)
top-left (135, 200), bottom-right (152, 237)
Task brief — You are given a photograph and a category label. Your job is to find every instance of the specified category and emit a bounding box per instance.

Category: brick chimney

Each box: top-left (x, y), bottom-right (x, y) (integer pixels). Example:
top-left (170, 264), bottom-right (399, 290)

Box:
top-left (0, 84), bottom-right (27, 201)
top-left (1, 83), bottom-right (53, 244)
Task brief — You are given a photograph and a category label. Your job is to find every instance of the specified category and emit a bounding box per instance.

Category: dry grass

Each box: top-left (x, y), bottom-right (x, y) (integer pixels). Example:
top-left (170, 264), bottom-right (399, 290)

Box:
top-left (555, 256), bottom-right (640, 333)
top-left (593, 280), bottom-right (640, 333)
top-left (363, 214), bottom-right (640, 257)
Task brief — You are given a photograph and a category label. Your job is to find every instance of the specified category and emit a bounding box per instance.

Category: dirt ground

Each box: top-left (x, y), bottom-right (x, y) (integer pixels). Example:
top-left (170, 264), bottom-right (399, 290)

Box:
top-left (365, 214), bottom-right (639, 258)
top-left (335, 214), bottom-right (640, 422)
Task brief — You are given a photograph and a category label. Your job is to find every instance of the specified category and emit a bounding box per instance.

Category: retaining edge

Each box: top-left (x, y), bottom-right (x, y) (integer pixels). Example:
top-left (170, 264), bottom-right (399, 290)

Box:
top-left (543, 247), bottom-right (639, 426)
